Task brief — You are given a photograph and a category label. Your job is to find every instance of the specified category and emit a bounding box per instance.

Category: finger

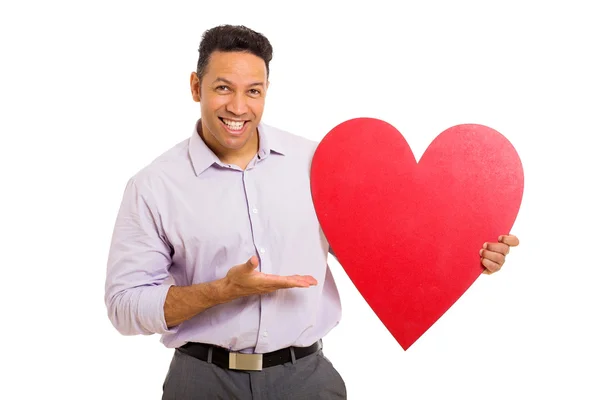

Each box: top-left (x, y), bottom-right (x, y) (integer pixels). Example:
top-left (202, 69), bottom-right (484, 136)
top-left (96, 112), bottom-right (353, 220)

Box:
top-left (261, 274), bottom-right (317, 289)
top-left (261, 273), bottom-right (317, 284)
top-left (499, 234), bottom-right (519, 247)
top-left (483, 242), bottom-right (510, 256)
top-left (265, 277), bottom-right (310, 289)
top-left (480, 248), bottom-right (506, 266)
top-left (290, 275), bottom-right (318, 286)
top-left (244, 256), bottom-right (260, 271)
top-left (279, 275), bottom-right (318, 288)
top-left (481, 257), bottom-right (502, 274)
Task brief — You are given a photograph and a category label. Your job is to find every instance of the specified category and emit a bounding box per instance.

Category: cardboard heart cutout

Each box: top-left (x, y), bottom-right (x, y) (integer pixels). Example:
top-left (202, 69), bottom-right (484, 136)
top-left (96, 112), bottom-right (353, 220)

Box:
top-left (310, 118), bottom-right (524, 350)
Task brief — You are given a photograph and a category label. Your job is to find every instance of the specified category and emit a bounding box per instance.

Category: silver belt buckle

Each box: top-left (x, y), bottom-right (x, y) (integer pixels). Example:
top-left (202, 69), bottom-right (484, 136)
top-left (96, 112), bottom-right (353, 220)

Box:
top-left (229, 352), bottom-right (263, 371)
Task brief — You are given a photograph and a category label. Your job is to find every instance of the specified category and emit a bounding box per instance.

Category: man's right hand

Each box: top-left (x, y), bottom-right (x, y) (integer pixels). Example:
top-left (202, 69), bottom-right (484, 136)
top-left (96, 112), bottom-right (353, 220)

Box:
top-left (222, 256), bottom-right (318, 299)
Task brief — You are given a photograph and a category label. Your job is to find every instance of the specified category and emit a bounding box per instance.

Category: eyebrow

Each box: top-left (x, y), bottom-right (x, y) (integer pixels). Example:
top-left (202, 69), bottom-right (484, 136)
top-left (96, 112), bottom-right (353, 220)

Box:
top-left (213, 77), bottom-right (265, 87)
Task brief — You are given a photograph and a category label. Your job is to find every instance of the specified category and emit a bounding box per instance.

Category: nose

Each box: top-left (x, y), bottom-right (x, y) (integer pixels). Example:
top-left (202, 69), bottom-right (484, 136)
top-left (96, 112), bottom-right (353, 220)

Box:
top-left (226, 92), bottom-right (249, 116)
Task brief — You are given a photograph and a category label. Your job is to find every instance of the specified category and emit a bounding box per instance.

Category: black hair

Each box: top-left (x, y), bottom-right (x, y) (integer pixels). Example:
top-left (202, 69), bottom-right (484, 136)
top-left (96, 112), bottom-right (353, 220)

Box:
top-left (196, 24), bottom-right (273, 81)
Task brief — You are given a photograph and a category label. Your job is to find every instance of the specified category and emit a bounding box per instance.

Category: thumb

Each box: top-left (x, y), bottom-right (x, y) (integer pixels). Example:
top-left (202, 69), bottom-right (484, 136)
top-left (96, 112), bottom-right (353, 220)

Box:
top-left (244, 256), bottom-right (259, 271)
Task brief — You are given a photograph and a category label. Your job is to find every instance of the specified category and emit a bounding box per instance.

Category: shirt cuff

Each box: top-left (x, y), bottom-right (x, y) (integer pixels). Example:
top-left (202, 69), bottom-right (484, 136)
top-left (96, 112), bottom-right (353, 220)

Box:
top-left (137, 283), bottom-right (180, 335)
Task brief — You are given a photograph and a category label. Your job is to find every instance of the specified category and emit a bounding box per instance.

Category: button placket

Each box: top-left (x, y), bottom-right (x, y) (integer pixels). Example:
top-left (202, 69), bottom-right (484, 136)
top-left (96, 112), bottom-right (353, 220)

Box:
top-left (242, 170), bottom-right (272, 351)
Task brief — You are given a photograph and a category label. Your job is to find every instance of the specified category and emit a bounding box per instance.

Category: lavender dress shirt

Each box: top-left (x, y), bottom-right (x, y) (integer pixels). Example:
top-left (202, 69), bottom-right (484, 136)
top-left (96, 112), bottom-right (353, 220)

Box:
top-left (105, 120), bottom-right (342, 353)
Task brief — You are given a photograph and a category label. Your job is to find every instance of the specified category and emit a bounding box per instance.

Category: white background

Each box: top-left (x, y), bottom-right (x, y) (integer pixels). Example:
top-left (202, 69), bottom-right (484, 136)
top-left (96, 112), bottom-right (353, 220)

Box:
top-left (2, 0), bottom-right (599, 399)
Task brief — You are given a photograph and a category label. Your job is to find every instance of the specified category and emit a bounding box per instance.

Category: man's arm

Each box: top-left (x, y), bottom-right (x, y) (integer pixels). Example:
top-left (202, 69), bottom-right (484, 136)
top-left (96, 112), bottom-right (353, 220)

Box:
top-left (163, 280), bottom-right (228, 328)
top-left (164, 255), bottom-right (317, 328)
top-left (105, 178), bottom-right (175, 336)
top-left (106, 178), bottom-right (317, 334)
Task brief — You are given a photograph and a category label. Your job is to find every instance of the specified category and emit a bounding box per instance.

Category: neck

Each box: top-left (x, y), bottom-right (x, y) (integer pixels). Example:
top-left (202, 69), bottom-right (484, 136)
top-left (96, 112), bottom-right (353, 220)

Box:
top-left (199, 122), bottom-right (259, 170)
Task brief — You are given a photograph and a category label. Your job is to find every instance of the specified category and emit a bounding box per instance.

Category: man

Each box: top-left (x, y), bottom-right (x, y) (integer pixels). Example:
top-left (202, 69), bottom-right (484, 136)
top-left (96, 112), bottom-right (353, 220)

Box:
top-left (105, 24), bottom-right (520, 399)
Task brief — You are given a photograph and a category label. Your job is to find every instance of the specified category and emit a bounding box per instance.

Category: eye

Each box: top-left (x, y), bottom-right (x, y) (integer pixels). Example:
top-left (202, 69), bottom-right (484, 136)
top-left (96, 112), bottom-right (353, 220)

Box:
top-left (215, 85), bottom-right (231, 92)
top-left (248, 88), bottom-right (261, 96)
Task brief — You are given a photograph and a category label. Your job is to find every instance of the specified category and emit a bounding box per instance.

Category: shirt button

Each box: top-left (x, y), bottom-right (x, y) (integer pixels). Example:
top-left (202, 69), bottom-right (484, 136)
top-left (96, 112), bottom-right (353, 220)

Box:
top-left (259, 248), bottom-right (266, 254)
top-left (252, 208), bottom-right (258, 214)
top-left (263, 331), bottom-right (268, 337)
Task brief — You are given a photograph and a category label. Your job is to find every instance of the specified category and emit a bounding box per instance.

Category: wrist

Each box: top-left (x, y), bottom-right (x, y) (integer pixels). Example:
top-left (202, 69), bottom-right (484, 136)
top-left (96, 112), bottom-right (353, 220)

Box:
top-left (211, 277), bottom-right (236, 304)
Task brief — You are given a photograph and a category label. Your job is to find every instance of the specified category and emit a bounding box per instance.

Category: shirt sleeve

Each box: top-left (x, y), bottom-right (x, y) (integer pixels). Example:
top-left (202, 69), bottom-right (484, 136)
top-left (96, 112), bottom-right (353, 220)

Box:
top-left (104, 176), bottom-right (178, 336)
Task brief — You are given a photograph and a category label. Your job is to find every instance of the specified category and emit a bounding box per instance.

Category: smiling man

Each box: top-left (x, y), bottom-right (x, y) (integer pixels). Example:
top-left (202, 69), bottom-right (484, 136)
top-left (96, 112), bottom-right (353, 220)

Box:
top-left (104, 24), bottom-right (519, 399)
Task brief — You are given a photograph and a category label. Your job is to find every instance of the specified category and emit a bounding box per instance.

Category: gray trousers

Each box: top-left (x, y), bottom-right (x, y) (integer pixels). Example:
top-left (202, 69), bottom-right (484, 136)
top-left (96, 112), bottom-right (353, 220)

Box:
top-left (161, 346), bottom-right (347, 399)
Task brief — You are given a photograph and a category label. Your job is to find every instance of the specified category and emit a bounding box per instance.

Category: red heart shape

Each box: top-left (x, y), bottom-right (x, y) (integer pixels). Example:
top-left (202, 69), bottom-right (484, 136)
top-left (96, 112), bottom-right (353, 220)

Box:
top-left (310, 118), bottom-right (524, 350)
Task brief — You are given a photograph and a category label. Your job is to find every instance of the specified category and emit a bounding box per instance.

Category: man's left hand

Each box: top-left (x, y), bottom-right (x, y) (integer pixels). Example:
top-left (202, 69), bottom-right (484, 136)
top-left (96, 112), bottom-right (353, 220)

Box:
top-left (480, 234), bottom-right (520, 275)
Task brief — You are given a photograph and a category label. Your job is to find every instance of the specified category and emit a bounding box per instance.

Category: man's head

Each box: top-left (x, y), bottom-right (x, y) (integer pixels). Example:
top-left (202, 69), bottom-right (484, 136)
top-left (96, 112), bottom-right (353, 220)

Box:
top-left (190, 25), bottom-right (273, 161)
top-left (196, 25), bottom-right (273, 83)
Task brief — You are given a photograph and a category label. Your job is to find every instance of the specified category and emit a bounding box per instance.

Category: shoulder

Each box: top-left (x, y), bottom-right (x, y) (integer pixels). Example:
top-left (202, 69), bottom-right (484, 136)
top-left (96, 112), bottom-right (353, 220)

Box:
top-left (260, 122), bottom-right (320, 157)
top-left (126, 136), bottom-right (191, 192)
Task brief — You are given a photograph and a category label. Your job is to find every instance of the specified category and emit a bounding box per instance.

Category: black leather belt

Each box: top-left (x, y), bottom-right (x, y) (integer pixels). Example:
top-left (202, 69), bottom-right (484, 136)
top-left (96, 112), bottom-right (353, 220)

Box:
top-left (178, 341), bottom-right (321, 371)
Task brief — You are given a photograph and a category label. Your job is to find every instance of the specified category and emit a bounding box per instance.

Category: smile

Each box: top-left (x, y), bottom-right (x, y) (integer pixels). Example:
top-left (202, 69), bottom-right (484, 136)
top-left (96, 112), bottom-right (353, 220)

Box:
top-left (219, 117), bottom-right (247, 132)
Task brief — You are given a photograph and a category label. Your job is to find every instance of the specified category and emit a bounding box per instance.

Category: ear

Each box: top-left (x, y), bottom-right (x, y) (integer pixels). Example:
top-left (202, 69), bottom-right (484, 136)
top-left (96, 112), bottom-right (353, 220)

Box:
top-left (190, 72), bottom-right (201, 102)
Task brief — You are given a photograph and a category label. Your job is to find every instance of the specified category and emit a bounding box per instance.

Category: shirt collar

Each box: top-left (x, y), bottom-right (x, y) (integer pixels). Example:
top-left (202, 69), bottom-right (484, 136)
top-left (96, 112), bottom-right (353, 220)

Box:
top-left (189, 119), bottom-right (286, 176)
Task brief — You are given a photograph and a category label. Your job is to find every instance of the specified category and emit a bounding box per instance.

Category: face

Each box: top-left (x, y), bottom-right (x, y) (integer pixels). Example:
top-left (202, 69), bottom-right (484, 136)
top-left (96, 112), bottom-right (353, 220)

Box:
top-left (190, 51), bottom-right (268, 158)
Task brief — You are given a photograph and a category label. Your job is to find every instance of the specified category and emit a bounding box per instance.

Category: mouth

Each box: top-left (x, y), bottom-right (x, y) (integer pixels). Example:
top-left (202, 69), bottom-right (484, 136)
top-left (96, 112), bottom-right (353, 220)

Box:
top-left (219, 117), bottom-right (248, 135)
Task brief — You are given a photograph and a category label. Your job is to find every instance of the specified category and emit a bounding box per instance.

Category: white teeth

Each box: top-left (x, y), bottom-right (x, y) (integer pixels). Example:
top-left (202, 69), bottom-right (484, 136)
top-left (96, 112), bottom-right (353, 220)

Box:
top-left (222, 119), bottom-right (245, 130)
